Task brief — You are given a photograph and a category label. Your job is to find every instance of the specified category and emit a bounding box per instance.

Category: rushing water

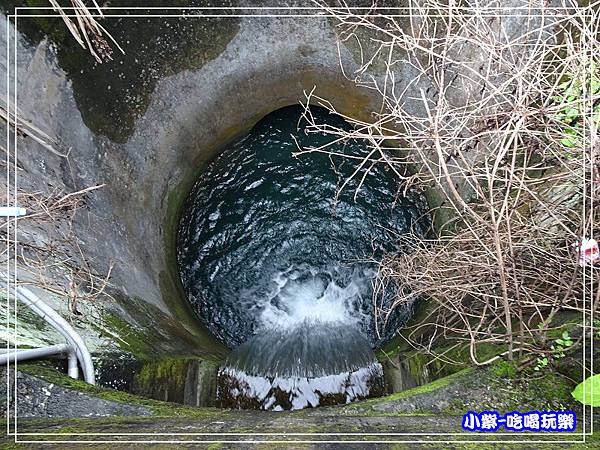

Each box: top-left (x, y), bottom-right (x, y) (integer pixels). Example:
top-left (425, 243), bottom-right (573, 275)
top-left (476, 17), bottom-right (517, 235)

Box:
top-left (177, 106), bottom-right (427, 410)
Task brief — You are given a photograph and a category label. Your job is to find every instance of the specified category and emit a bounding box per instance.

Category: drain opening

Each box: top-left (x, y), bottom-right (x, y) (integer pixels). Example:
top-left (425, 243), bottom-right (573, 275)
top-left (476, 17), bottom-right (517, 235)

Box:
top-left (176, 105), bottom-right (427, 410)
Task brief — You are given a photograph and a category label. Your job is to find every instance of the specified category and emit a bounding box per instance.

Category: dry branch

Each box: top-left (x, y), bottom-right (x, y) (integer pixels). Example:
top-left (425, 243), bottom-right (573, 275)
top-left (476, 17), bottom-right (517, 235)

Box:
top-left (300, 0), bottom-right (599, 366)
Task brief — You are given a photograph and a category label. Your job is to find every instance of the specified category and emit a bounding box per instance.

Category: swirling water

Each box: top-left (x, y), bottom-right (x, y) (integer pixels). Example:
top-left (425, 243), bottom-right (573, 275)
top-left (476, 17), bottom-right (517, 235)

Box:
top-left (177, 106), bottom-right (427, 409)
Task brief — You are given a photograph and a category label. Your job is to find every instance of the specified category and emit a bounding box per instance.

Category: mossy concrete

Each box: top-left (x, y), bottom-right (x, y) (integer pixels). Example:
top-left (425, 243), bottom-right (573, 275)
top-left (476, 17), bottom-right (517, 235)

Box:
top-left (0, 1), bottom-right (588, 435)
top-left (0, 0), bottom-right (393, 364)
top-left (131, 357), bottom-right (219, 406)
top-left (2, 364), bottom-right (596, 448)
top-left (11, 364), bottom-right (223, 418)
top-left (377, 301), bottom-right (589, 397)
top-left (340, 362), bottom-right (580, 417)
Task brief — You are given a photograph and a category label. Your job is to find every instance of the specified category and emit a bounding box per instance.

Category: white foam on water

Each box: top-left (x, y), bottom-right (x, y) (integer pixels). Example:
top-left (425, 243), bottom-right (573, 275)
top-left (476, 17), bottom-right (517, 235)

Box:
top-left (219, 266), bottom-right (386, 410)
top-left (218, 362), bottom-right (383, 411)
top-left (244, 178), bottom-right (265, 191)
top-left (258, 265), bottom-right (371, 330)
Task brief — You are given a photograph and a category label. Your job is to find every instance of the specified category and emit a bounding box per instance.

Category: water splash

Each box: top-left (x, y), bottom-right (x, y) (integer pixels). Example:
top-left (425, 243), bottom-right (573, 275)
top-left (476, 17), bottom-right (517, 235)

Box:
top-left (177, 106), bottom-right (428, 409)
top-left (224, 321), bottom-right (375, 378)
top-left (218, 268), bottom-right (386, 410)
top-left (258, 265), bottom-right (370, 330)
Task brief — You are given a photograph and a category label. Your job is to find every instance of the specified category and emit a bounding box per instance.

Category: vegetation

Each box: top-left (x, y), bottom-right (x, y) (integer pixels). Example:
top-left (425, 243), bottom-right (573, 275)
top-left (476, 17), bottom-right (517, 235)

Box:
top-left (303, 0), bottom-right (599, 374)
top-left (572, 374), bottom-right (600, 406)
top-left (553, 60), bottom-right (600, 149)
top-left (534, 331), bottom-right (574, 371)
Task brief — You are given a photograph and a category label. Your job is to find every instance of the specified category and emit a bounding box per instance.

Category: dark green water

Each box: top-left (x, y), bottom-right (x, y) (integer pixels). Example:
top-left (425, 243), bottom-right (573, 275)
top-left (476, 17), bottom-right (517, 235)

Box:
top-left (177, 105), bottom-right (427, 409)
top-left (177, 105), bottom-right (427, 349)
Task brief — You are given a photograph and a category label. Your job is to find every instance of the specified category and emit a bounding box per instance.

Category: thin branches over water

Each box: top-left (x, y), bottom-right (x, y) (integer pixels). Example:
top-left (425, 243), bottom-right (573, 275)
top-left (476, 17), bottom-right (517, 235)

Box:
top-left (299, 0), bottom-right (599, 366)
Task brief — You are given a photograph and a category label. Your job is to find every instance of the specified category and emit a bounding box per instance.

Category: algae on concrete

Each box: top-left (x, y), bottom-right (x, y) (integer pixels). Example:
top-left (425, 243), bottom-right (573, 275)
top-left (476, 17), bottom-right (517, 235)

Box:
top-left (10, 0), bottom-right (241, 143)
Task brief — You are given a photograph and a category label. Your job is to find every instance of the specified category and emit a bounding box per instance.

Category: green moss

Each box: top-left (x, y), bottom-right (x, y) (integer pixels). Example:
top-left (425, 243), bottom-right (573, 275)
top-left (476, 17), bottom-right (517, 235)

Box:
top-left (135, 358), bottom-right (188, 392)
top-left (0, 1), bottom-right (65, 45)
top-left (14, 305), bottom-right (50, 333)
top-left (385, 368), bottom-right (472, 400)
top-left (491, 369), bottom-right (576, 413)
top-left (24, 0), bottom-right (67, 40)
top-left (447, 445), bottom-right (590, 450)
top-left (445, 397), bottom-right (468, 414)
top-left (131, 357), bottom-right (219, 403)
top-left (525, 371), bottom-right (574, 409)
top-left (0, 292), bottom-right (60, 347)
top-left (490, 360), bottom-right (518, 379)
top-left (377, 298), bottom-right (437, 359)
top-left (379, 334), bottom-right (507, 395)
top-left (55, 426), bottom-right (85, 434)
top-left (101, 291), bottom-right (226, 360)
top-left (100, 312), bottom-right (160, 356)
top-left (544, 313), bottom-right (582, 340)
top-left (353, 368), bottom-right (473, 410)
top-left (18, 363), bottom-right (223, 418)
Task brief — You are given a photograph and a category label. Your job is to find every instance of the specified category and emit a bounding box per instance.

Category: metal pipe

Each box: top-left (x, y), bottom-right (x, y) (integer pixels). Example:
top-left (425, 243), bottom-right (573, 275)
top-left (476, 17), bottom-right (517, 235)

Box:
top-left (67, 350), bottom-right (79, 379)
top-left (0, 345), bottom-right (80, 380)
top-left (0, 343), bottom-right (70, 365)
top-left (1, 272), bottom-right (95, 384)
top-left (13, 285), bottom-right (95, 384)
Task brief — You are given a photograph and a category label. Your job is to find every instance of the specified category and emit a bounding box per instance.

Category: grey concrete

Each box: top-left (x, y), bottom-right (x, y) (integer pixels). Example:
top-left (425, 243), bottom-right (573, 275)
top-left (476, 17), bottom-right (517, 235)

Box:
top-left (0, 4), bottom-right (390, 358)
top-left (0, 0), bottom-right (561, 361)
top-left (0, 368), bottom-right (151, 418)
